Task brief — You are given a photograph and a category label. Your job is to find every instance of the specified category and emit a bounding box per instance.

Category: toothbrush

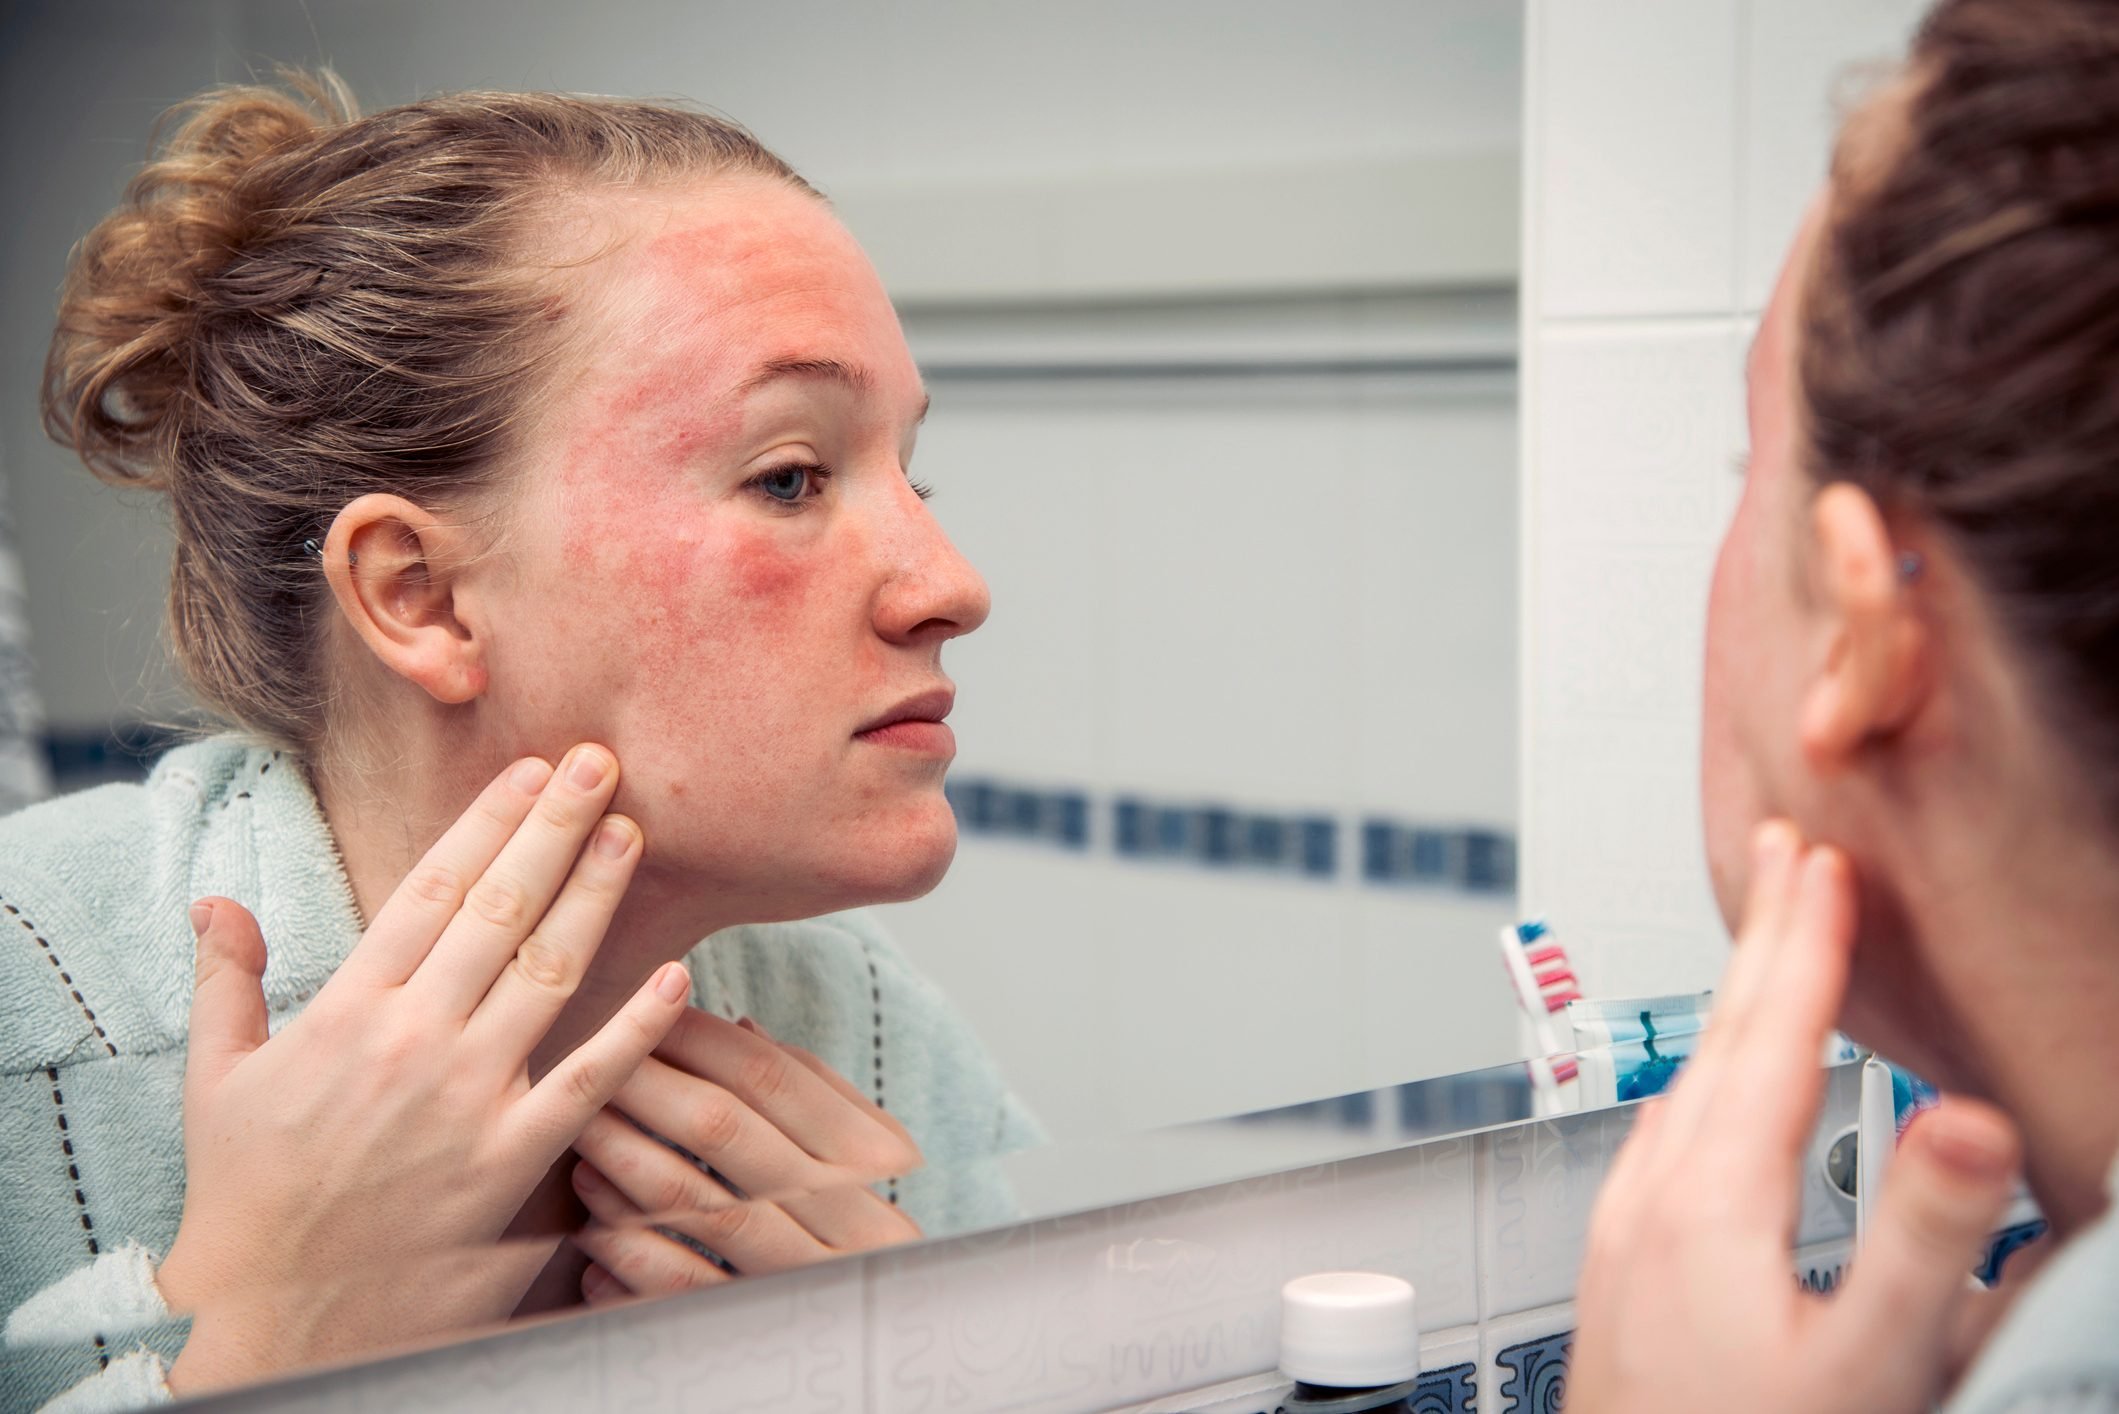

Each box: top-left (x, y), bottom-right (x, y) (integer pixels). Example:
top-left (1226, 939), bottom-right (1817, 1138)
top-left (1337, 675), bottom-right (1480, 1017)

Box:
top-left (1498, 920), bottom-right (1580, 1107)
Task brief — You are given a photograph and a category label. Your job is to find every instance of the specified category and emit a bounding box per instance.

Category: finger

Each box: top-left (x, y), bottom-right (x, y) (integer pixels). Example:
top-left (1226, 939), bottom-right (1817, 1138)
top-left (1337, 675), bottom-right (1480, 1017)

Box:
top-left (183, 899), bottom-right (269, 1106)
top-left (779, 1183), bottom-right (923, 1252)
top-left (645, 1187), bottom-right (835, 1277)
top-left (651, 1009), bottom-right (918, 1175)
top-left (581, 1261), bottom-right (630, 1307)
top-left (462, 815), bottom-right (642, 1071)
top-left (1704, 821), bottom-right (1807, 1041)
top-left (571, 1191), bottom-right (730, 1299)
top-left (607, 1054), bottom-right (827, 1201)
top-left (510, 962), bottom-right (690, 1156)
top-left (574, 1109), bottom-right (740, 1217)
top-left (411, 744), bottom-right (621, 1016)
top-left (779, 1043), bottom-right (921, 1153)
top-left (1829, 1100), bottom-right (2020, 1392)
top-left (340, 756), bottom-right (553, 988)
top-left (1700, 847), bottom-right (1858, 1170)
top-left (1655, 825), bottom-right (1809, 1146)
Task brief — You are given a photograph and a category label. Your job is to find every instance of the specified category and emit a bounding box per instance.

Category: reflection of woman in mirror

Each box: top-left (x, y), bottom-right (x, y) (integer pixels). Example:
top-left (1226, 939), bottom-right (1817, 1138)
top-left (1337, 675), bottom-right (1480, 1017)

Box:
top-left (0, 73), bottom-right (1037, 1407)
top-left (1569, 2), bottom-right (2119, 1410)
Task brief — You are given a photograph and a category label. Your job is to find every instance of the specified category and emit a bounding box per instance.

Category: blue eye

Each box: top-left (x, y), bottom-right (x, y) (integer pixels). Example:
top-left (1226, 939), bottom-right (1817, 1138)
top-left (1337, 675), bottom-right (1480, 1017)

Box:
top-left (748, 463), bottom-right (830, 504)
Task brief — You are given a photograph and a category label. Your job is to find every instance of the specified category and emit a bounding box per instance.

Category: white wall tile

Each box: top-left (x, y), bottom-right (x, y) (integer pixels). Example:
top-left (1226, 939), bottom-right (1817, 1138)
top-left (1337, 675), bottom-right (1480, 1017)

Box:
top-left (1329, 1139), bottom-right (1480, 1329)
top-left (1520, 324), bottom-right (1745, 996)
top-left (1349, 379), bottom-right (1519, 826)
top-left (591, 1261), bottom-right (869, 1412)
top-left (1531, 0), bottom-right (1741, 318)
top-left (221, 1260), bottom-right (870, 1414)
top-left (868, 1219), bottom-right (1097, 1414)
top-left (1349, 890), bottom-right (1522, 1098)
top-left (1101, 393), bottom-right (1361, 801)
top-left (1477, 1104), bottom-right (1638, 1318)
top-left (1738, 0), bottom-right (1932, 310)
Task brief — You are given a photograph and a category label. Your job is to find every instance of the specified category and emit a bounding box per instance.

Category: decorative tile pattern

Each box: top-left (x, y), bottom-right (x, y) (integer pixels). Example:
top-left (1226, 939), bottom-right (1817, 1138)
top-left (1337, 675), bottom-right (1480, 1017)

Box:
top-left (1495, 1331), bottom-right (1570, 1414)
top-left (1976, 1220), bottom-right (2049, 1289)
top-left (1479, 1304), bottom-right (1574, 1414)
top-left (1409, 1359), bottom-right (1479, 1414)
top-left (1477, 1105), bottom-right (1634, 1317)
top-left (1794, 1240), bottom-right (1851, 1296)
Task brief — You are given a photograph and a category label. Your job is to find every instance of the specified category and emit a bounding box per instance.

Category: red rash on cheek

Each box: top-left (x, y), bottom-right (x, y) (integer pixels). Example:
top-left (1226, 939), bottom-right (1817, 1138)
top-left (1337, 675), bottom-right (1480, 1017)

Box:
top-left (725, 524), bottom-right (807, 602)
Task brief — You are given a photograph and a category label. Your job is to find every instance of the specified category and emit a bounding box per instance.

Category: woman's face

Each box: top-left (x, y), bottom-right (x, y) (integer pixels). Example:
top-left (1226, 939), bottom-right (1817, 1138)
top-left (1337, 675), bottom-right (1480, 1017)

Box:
top-left (1699, 197), bottom-right (1831, 930)
top-left (477, 176), bottom-right (987, 920)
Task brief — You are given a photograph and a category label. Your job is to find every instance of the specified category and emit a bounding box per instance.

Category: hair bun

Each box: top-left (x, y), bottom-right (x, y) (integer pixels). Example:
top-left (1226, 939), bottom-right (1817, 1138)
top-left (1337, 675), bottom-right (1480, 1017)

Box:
top-left (41, 70), bottom-right (356, 490)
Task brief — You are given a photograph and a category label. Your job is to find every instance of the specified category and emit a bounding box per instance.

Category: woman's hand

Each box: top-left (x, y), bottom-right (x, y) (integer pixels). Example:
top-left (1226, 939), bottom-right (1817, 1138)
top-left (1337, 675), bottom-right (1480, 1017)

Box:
top-left (158, 746), bottom-right (689, 1394)
top-left (1568, 822), bottom-right (2022, 1414)
top-left (567, 1011), bottom-right (924, 1301)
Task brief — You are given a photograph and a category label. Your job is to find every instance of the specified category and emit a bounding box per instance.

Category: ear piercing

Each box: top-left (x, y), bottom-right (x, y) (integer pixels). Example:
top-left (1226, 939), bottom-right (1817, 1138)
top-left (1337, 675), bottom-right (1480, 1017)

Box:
top-left (302, 539), bottom-right (357, 567)
top-left (1896, 550), bottom-right (1924, 583)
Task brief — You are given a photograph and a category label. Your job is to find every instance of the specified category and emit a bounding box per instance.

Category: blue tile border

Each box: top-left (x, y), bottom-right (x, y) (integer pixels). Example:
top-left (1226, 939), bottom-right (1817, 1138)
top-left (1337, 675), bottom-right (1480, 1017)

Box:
top-left (1113, 795), bottom-right (1338, 878)
top-left (949, 773), bottom-right (1514, 896)
top-left (1410, 1360), bottom-right (1478, 1414)
top-left (942, 777), bottom-right (1090, 850)
top-left (1495, 1330), bottom-right (1571, 1414)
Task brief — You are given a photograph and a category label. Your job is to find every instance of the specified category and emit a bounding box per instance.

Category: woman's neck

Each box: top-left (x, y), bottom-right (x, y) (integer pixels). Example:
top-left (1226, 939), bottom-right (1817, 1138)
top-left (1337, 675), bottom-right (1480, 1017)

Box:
top-left (311, 739), bottom-right (734, 1077)
top-left (1871, 796), bottom-right (2119, 1238)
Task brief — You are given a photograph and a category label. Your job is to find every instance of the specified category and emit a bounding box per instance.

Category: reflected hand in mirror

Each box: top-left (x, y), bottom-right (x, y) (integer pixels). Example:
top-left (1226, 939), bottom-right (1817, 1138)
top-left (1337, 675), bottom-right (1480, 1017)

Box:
top-left (571, 1009), bottom-right (924, 1303)
top-left (156, 749), bottom-right (689, 1395)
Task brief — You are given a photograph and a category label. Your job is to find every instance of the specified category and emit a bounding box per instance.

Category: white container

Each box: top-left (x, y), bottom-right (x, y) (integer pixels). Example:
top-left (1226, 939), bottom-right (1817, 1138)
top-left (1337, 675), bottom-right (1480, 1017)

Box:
top-left (1279, 1272), bottom-right (1421, 1389)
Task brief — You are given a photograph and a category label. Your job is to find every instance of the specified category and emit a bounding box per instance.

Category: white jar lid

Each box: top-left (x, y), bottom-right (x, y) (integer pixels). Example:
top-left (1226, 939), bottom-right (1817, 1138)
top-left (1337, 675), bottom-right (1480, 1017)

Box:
top-left (1279, 1271), bottom-right (1421, 1387)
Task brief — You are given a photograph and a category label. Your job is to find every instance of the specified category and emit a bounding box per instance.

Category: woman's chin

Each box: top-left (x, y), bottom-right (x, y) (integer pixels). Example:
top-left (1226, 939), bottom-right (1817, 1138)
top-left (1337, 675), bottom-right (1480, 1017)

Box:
top-left (784, 810), bottom-right (960, 914)
top-left (850, 821), bottom-right (959, 904)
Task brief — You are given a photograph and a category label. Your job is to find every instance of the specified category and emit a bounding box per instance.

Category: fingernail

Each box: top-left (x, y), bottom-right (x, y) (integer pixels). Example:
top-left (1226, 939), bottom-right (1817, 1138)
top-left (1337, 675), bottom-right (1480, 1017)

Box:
top-left (1754, 820), bottom-right (1793, 866)
top-left (572, 1162), bottom-right (603, 1193)
top-left (510, 757), bottom-right (552, 793)
top-left (735, 1016), bottom-right (758, 1034)
top-left (582, 1263), bottom-right (617, 1302)
top-left (654, 962), bottom-right (689, 1003)
top-left (594, 816), bottom-right (636, 859)
top-left (1925, 1113), bottom-right (2015, 1183)
top-left (567, 746), bottom-right (612, 791)
top-left (189, 901), bottom-right (213, 937)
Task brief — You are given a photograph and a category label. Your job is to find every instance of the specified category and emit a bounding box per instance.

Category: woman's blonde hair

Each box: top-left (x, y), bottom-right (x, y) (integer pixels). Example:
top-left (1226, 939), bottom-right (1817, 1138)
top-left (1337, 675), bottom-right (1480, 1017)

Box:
top-left (42, 70), bottom-right (813, 753)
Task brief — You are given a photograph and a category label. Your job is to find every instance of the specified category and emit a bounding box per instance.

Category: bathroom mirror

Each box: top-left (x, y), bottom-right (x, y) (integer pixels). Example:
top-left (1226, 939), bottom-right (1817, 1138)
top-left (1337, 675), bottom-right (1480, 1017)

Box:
top-left (0, 0), bottom-right (1538, 1399)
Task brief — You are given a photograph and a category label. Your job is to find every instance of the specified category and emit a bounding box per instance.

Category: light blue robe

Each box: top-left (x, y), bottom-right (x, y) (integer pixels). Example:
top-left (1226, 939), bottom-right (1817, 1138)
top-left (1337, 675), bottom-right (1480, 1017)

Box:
top-left (0, 736), bottom-right (1040, 1409)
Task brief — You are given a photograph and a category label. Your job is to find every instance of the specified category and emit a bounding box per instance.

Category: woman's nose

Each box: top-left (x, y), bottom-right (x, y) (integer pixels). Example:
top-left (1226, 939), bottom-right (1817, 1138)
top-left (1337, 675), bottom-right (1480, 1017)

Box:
top-left (874, 490), bottom-right (991, 646)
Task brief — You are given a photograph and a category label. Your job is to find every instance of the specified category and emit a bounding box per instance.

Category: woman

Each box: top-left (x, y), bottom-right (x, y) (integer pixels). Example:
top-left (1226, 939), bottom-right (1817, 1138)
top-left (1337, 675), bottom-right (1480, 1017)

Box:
top-left (1570, 2), bottom-right (2119, 1409)
top-left (0, 73), bottom-right (1037, 1408)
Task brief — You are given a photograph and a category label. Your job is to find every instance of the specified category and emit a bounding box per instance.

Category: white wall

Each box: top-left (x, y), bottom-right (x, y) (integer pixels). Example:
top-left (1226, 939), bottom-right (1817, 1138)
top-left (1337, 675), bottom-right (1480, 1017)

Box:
top-left (877, 301), bottom-right (1523, 1135)
top-left (1518, 0), bottom-right (1927, 998)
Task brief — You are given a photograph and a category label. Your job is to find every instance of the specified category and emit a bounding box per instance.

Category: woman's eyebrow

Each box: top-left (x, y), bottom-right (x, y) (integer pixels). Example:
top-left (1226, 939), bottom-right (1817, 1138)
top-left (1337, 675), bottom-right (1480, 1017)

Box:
top-left (734, 356), bottom-right (931, 422)
top-left (736, 357), bottom-right (875, 396)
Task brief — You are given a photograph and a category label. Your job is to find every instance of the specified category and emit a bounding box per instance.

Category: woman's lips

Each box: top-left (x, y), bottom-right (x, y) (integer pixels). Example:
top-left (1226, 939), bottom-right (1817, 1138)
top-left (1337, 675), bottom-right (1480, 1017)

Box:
top-left (856, 687), bottom-right (955, 753)
top-left (854, 719), bottom-right (956, 754)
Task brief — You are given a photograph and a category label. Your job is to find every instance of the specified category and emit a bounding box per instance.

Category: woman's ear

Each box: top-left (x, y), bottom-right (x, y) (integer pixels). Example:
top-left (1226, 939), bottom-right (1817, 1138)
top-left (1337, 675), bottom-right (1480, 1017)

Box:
top-left (322, 493), bottom-right (489, 705)
top-left (1797, 482), bottom-right (1931, 773)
